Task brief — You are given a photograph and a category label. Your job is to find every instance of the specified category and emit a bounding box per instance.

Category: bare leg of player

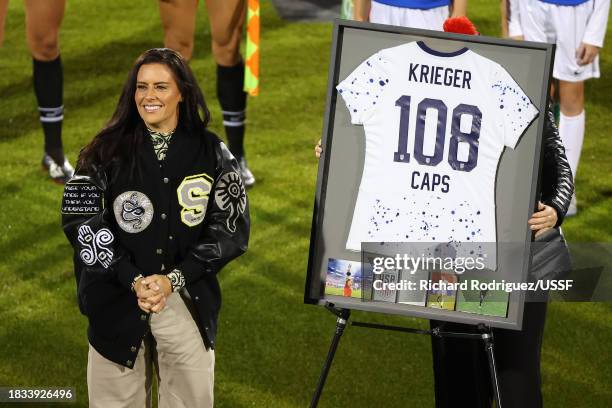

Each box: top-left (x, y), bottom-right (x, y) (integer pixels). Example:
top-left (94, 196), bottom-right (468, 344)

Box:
top-left (158, 0), bottom-right (198, 61)
top-left (25, 0), bottom-right (73, 183)
top-left (205, 0), bottom-right (255, 187)
top-left (0, 0), bottom-right (8, 47)
top-left (353, 0), bottom-right (371, 22)
top-left (205, 0), bottom-right (244, 66)
top-left (558, 80), bottom-right (584, 215)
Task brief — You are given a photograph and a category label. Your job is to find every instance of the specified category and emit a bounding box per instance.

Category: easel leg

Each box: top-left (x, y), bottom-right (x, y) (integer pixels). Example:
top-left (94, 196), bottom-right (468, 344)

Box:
top-left (480, 326), bottom-right (502, 408)
top-left (310, 306), bottom-right (351, 408)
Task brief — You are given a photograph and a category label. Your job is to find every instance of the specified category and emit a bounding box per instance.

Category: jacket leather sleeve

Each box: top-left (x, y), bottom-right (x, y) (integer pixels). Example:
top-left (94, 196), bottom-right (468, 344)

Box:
top-left (176, 142), bottom-right (250, 284)
top-left (540, 104), bottom-right (574, 227)
top-left (61, 165), bottom-right (143, 315)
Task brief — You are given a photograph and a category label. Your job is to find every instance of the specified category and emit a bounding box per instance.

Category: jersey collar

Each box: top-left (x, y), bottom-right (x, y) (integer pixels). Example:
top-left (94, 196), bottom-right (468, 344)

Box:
top-left (416, 41), bottom-right (469, 57)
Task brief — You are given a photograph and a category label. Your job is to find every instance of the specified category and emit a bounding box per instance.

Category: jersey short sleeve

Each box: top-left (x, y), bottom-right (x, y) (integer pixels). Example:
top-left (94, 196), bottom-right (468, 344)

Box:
top-left (489, 65), bottom-right (539, 149)
top-left (336, 52), bottom-right (391, 125)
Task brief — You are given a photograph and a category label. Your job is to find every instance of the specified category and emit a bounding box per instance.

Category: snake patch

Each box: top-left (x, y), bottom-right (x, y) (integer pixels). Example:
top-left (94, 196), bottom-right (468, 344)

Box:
top-left (113, 191), bottom-right (154, 233)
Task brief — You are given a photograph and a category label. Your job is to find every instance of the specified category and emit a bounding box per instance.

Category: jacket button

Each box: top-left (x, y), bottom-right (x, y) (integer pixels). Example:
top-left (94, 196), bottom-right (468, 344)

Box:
top-left (163, 177), bottom-right (169, 184)
top-left (140, 314), bottom-right (147, 321)
top-left (126, 360), bottom-right (133, 366)
top-left (169, 235), bottom-right (174, 240)
top-left (194, 296), bottom-right (199, 301)
top-left (130, 346), bottom-right (137, 352)
top-left (204, 326), bottom-right (209, 331)
top-left (156, 248), bottom-right (163, 255)
top-left (161, 213), bottom-right (167, 220)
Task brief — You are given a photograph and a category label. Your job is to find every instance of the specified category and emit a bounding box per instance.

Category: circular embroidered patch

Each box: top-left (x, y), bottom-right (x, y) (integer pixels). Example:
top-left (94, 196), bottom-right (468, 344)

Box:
top-left (113, 191), bottom-right (154, 233)
top-left (215, 171), bottom-right (246, 233)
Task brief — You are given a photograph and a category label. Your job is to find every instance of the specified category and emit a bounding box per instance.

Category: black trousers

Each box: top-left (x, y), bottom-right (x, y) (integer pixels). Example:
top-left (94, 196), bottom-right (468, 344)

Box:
top-left (430, 301), bottom-right (548, 408)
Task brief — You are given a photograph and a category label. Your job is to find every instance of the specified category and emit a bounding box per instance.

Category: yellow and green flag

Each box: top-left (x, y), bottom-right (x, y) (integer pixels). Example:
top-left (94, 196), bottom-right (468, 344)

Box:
top-left (244, 0), bottom-right (260, 96)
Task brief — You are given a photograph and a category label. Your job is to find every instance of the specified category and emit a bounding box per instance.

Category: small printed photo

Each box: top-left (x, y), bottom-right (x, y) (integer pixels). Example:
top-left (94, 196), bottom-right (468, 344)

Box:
top-left (456, 277), bottom-right (509, 317)
top-left (397, 268), bottom-right (428, 306)
top-left (371, 268), bottom-right (400, 303)
top-left (325, 258), bottom-right (362, 299)
top-left (426, 272), bottom-right (458, 311)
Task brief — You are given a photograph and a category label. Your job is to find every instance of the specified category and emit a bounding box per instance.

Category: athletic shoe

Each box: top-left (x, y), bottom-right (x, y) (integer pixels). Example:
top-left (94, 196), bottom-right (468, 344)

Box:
top-left (42, 153), bottom-right (75, 184)
top-left (566, 193), bottom-right (577, 217)
top-left (238, 157), bottom-right (255, 187)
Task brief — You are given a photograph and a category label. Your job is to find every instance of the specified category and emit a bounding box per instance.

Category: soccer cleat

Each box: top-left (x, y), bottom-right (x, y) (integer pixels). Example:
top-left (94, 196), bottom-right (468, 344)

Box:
top-left (566, 193), bottom-right (577, 217)
top-left (41, 153), bottom-right (54, 171)
top-left (238, 156), bottom-right (255, 187)
top-left (42, 153), bottom-right (75, 184)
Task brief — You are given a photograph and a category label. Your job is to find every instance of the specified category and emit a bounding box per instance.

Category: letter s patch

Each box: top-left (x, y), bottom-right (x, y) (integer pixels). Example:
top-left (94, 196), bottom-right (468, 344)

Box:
top-left (177, 173), bottom-right (213, 227)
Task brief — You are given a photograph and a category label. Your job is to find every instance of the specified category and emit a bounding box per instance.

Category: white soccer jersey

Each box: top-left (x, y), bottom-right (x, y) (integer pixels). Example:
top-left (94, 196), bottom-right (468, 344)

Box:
top-left (337, 41), bottom-right (538, 261)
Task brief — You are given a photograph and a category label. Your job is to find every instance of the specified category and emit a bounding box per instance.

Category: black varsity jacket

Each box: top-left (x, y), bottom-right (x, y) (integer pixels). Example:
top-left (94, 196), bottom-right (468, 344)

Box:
top-left (61, 124), bottom-right (249, 369)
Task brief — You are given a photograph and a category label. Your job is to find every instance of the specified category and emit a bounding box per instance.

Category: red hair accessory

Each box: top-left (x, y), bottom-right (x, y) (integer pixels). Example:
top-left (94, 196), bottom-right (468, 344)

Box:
top-left (443, 16), bottom-right (479, 36)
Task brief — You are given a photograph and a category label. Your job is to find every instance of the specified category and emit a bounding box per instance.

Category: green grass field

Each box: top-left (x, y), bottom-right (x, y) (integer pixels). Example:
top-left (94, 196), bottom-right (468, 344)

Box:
top-left (325, 286), bottom-right (363, 299)
top-left (456, 278), bottom-right (510, 317)
top-left (426, 293), bottom-right (456, 310)
top-left (456, 296), bottom-right (509, 317)
top-left (0, 1), bottom-right (610, 407)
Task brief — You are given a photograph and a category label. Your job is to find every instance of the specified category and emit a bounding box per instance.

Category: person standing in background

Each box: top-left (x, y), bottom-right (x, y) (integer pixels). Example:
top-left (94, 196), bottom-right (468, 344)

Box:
top-left (353, 0), bottom-right (467, 30)
top-left (158, 0), bottom-right (256, 187)
top-left (503, 0), bottom-right (610, 215)
top-left (343, 264), bottom-right (353, 297)
top-left (0, 0), bottom-right (74, 183)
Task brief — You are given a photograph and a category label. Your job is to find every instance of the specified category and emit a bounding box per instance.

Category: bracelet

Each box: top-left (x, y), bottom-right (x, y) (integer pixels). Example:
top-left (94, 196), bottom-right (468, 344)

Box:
top-left (166, 269), bottom-right (186, 292)
top-left (131, 274), bottom-right (144, 292)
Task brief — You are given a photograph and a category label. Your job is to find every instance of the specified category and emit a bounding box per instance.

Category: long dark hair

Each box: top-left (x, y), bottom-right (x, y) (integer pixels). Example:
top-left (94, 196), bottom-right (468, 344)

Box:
top-left (78, 48), bottom-right (211, 172)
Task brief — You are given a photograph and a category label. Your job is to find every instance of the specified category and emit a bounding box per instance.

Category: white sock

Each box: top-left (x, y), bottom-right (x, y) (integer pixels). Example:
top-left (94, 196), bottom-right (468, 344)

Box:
top-left (559, 110), bottom-right (585, 182)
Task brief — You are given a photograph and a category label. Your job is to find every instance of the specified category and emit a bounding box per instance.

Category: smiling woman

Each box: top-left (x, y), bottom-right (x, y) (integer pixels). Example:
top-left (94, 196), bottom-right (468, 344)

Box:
top-left (77, 48), bottom-right (213, 171)
top-left (61, 48), bottom-right (250, 407)
top-left (135, 63), bottom-right (183, 133)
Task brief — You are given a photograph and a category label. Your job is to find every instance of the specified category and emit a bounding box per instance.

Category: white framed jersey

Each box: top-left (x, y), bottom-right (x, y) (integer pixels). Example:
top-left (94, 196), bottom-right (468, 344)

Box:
top-left (336, 41), bottom-right (539, 265)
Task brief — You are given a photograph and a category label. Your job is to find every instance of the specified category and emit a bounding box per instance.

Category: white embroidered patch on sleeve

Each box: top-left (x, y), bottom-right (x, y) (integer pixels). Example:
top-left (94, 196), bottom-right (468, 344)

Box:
top-left (77, 225), bottom-right (115, 268)
top-left (215, 171), bottom-right (247, 233)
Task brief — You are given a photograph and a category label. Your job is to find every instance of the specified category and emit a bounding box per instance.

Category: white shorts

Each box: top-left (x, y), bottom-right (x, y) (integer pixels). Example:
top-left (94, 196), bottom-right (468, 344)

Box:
top-left (370, 1), bottom-right (449, 31)
top-left (516, 0), bottom-right (600, 82)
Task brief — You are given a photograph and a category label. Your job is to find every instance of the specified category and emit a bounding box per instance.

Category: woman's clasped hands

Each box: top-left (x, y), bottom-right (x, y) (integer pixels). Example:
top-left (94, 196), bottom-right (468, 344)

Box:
top-left (133, 275), bottom-right (173, 314)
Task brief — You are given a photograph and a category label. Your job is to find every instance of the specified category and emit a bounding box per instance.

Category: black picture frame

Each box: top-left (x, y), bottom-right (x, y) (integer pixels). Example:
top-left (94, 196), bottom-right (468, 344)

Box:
top-left (305, 20), bottom-right (555, 330)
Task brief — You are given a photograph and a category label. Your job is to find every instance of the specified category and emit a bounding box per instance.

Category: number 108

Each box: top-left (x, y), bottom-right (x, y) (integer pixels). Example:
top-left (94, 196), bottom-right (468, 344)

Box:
top-left (393, 95), bottom-right (482, 172)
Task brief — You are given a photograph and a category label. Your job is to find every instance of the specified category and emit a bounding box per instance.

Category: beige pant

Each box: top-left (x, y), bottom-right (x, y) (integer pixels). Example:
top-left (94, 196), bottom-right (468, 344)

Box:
top-left (87, 292), bottom-right (215, 408)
